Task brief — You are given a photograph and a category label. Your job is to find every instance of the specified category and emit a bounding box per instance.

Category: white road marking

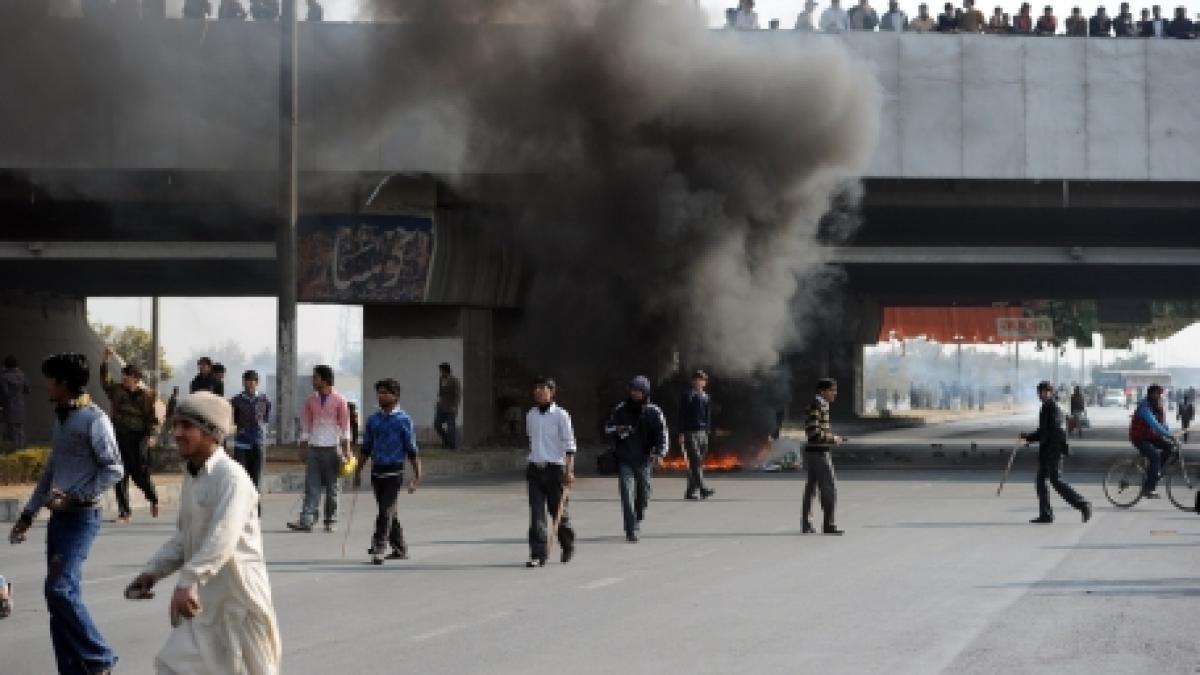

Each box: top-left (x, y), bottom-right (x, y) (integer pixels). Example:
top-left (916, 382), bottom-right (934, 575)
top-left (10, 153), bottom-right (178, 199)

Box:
top-left (579, 576), bottom-right (624, 590)
top-left (412, 623), bottom-right (469, 642)
top-left (689, 549), bottom-right (717, 558)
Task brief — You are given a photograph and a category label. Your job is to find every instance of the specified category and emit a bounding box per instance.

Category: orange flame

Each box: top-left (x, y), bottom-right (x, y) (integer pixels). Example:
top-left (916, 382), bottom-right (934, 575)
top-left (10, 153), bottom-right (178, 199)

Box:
top-left (660, 453), bottom-right (743, 471)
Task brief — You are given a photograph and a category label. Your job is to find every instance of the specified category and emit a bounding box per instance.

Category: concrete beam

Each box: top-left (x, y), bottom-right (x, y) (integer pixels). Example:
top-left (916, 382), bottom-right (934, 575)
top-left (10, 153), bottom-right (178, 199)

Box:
top-left (827, 247), bottom-right (1200, 266)
top-left (0, 241), bottom-right (276, 260)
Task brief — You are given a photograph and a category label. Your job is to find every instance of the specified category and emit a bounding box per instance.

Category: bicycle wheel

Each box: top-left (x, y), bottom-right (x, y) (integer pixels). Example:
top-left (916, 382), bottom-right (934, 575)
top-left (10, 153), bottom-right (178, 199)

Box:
top-left (1103, 458), bottom-right (1145, 508)
top-left (1165, 460), bottom-right (1199, 512)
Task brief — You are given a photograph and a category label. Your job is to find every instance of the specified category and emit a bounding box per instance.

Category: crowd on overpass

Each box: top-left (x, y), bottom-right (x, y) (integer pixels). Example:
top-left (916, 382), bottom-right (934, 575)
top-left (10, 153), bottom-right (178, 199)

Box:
top-left (729, 0), bottom-right (1200, 37)
top-left (8, 0), bottom-right (325, 21)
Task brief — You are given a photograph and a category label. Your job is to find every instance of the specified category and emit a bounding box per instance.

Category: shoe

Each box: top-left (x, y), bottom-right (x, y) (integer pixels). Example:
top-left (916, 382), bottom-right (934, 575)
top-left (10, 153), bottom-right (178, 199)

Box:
top-left (1029, 516), bottom-right (1054, 524)
top-left (386, 549), bottom-right (408, 560)
top-left (1143, 492), bottom-right (1161, 500)
top-left (561, 546), bottom-right (575, 564)
top-left (525, 557), bottom-right (547, 568)
top-left (801, 523), bottom-right (817, 534)
top-left (626, 533), bottom-right (639, 543)
top-left (1081, 503), bottom-right (1092, 523)
top-left (115, 514), bottom-right (132, 525)
top-left (823, 527), bottom-right (845, 536)
top-left (286, 521), bottom-right (313, 532)
top-left (371, 552), bottom-right (384, 565)
top-left (684, 494), bottom-right (699, 501)
top-left (150, 502), bottom-right (160, 518)
top-left (700, 488), bottom-right (715, 500)
top-left (323, 523), bottom-right (336, 532)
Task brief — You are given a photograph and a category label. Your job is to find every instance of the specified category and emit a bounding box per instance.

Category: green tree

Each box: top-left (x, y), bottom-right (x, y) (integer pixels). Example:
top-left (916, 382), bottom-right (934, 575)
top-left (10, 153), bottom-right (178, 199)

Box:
top-left (93, 324), bottom-right (174, 381)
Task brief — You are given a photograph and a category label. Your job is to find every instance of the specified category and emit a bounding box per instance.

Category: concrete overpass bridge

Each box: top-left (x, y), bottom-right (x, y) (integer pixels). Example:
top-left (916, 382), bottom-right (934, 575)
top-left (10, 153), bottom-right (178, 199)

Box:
top-left (1, 18), bottom-right (1198, 436)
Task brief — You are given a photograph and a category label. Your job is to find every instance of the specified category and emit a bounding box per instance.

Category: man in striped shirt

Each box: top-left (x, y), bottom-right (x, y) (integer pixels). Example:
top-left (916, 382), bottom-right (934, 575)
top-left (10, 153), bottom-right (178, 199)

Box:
top-left (353, 378), bottom-right (421, 565)
top-left (287, 365), bottom-right (352, 533)
top-left (802, 378), bottom-right (844, 536)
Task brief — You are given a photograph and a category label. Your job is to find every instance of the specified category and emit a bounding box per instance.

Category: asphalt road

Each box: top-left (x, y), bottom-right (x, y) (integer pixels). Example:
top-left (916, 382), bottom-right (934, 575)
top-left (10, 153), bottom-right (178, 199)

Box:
top-left (2, 412), bottom-right (1198, 674)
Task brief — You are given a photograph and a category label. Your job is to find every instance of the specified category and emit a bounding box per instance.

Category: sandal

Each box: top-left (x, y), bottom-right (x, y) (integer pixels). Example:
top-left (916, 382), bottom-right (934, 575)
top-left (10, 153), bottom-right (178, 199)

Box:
top-left (0, 582), bottom-right (12, 619)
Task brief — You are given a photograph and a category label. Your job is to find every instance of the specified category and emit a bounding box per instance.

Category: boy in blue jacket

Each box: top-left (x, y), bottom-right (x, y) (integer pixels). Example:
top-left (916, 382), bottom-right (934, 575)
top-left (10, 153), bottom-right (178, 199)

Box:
top-left (353, 379), bottom-right (422, 565)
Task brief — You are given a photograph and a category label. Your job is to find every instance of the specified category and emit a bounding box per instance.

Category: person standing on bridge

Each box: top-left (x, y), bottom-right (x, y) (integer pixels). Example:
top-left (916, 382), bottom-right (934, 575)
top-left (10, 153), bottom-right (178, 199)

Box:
top-left (606, 376), bottom-right (668, 543)
top-left (523, 377), bottom-right (576, 566)
top-left (0, 355), bottom-right (30, 447)
top-left (9, 353), bottom-right (123, 675)
top-left (288, 365), bottom-right (352, 532)
top-left (802, 378), bottom-right (844, 536)
top-left (101, 348), bottom-right (163, 523)
top-left (1130, 384), bottom-right (1177, 499)
top-left (1019, 381), bottom-right (1091, 524)
top-left (125, 392), bottom-right (281, 675)
top-left (679, 370), bottom-right (715, 501)
top-left (352, 379), bottom-right (422, 565)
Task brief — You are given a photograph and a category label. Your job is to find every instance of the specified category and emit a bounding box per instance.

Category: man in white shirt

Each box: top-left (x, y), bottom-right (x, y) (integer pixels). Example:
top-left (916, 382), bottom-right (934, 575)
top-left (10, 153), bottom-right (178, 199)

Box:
top-left (821, 0), bottom-right (850, 31)
top-left (524, 377), bottom-right (577, 567)
top-left (125, 392), bottom-right (281, 675)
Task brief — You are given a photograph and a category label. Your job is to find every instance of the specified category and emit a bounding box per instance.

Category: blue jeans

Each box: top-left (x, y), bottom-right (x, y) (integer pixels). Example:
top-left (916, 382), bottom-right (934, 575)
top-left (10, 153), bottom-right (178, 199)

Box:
top-left (1135, 437), bottom-right (1174, 493)
top-left (434, 410), bottom-right (458, 449)
top-left (45, 509), bottom-right (117, 674)
top-left (618, 460), bottom-right (652, 535)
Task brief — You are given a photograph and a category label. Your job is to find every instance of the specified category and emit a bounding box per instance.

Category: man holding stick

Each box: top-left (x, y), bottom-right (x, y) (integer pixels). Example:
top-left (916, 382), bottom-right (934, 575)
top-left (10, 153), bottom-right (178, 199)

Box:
top-left (1019, 381), bottom-right (1092, 524)
top-left (525, 377), bottom-right (577, 567)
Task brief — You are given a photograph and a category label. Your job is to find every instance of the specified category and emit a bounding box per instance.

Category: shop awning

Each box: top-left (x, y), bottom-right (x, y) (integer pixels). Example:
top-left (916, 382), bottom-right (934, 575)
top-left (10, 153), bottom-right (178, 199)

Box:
top-left (878, 306), bottom-right (1026, 343)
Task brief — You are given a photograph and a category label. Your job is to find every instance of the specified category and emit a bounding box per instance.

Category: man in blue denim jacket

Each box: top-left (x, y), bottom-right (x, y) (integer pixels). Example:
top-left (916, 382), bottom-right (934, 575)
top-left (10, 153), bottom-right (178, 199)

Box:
top-left (9, 353), bottom-right (123, 675)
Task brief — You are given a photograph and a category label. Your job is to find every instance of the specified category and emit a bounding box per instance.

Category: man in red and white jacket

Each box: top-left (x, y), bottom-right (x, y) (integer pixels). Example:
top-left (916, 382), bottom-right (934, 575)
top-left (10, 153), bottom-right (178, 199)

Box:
top-left (287, 365), bottom-right (352, 532)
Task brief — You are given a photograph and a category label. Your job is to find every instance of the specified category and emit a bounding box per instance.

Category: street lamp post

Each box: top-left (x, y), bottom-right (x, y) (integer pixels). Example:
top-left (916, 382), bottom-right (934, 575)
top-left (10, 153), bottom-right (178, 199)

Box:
top-left (276, 0), bottom-right (299, 445)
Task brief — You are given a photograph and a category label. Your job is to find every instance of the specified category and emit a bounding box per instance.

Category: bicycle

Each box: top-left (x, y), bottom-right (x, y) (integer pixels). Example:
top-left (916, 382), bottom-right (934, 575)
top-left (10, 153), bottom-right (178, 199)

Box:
top-left (1103, 436), bottom-right (1198, 511)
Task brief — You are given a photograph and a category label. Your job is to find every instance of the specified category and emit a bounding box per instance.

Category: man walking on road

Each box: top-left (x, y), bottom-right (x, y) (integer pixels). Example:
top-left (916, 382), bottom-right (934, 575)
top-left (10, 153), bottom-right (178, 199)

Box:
top-left (1020, 381), bottom-right (1092, 523)
top-left (231, 370), bottom-right (272, 502)
top-left (803, 378), bottom-right (844, 535)
top-left (9, 353), bottom-right (123, 675)
top-left (434, 362), bottom-right (461, 450)
top-left (352, 379), bottom-right (422, 565)
top-left (524, 377), bottom-right (577, 567)
top-left (125, 392), bottom-right (281, 675)
top-left (0, 355), bottom-right (30, 447)
top-left (101, 347), bottom-right (162, 523)
top-left (679, 369), bottom-right (715, 501)
top-left (1176, 388), bottom-right (1194, 443)
top-left (605, 376), bottom-right (668, 542)
top-left (287, 365), bottom-right (352, 533)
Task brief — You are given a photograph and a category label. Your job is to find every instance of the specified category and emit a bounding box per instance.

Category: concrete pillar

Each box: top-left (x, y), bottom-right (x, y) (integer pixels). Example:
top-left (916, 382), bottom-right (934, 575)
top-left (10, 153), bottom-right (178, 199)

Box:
top-left (362, 305), bottom-right (495, 448)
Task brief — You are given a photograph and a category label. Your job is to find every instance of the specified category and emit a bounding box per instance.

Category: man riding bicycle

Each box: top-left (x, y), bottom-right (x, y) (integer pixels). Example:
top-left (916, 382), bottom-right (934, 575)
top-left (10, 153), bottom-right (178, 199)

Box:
top-left (1129, 384), bottom-right (1178, 499)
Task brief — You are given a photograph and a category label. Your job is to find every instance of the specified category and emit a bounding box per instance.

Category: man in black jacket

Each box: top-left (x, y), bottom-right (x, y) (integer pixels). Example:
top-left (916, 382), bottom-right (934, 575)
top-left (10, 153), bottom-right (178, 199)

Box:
top-left (605, 376), bottom-right (668, 542)
top-left (1089, 5), bottom-right (1113, 35)
top-left (678, 370), bottom-right (715, 501)
top-left (1019, 381), bottom-right (1092, 524)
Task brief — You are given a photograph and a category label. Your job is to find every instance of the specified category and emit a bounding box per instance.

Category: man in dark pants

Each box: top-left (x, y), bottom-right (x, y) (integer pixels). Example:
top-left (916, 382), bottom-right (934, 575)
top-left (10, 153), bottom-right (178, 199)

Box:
top-left (230, 370), bottom-right (271, 508)
top-left (1177, 388), bottom-right (1195, 443)
top-left (803, 378), bottom-right (844, 535)
top-left (9, 353), bottom-right (124, 675)
top-left (606, 376), bottom-right (668, 542)
top-left (1129, 384), bottom-right (1176, 499)
top-left (678, 369), bottom-right (715, 500)
top-left (524, 377), bottom-right (577, 566)
top-left (434, 363), bottom-right (461, 450)
top-left (100, 348), bottom-right (161, 523)
top-left (353, 379), bottom-right (421, 565)
top-left (1021, 381), bottom-right (1092, 524)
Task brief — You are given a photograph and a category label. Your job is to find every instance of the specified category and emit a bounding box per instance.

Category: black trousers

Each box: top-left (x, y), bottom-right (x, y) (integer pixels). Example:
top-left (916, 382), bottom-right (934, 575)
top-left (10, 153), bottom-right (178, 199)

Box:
top-left (114, 429), bottom-right (158, 517)
top-left (371, 470), bottom-right (407, 553)
top-left (1036, 451), bottom-right (1087, 520)
top-left (802, 449), bottom-right (837, 529)
top-left (527, 463), bottom-right (574, 559)
top-left (234, 445), bottom-right (264, 515)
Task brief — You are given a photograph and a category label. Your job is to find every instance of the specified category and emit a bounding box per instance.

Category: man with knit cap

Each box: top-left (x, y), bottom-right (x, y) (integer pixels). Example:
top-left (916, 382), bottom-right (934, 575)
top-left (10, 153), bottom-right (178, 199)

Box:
top-left (125, 392), bottom-right (281, 675)
top-left (605, 376), bottom-right (669, 542)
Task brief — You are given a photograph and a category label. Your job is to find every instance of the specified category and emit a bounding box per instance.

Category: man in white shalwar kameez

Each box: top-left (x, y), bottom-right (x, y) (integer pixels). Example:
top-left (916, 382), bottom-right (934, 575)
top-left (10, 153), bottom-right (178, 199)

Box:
top-left (125, 392), bottom-right (281, 675)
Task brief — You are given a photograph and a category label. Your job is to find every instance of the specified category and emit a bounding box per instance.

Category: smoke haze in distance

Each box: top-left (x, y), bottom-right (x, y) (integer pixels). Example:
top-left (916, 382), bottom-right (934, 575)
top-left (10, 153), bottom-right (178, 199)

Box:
top-left (354, 0), bottom-right (881, 379)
